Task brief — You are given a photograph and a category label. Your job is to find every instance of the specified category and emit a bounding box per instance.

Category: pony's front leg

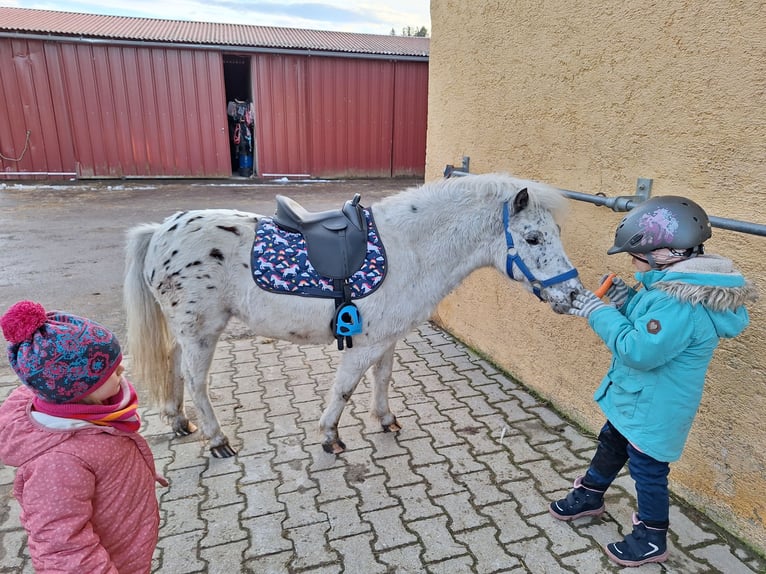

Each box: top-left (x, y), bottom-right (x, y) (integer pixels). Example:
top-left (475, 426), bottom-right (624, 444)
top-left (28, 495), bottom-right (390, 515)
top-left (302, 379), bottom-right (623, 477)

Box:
top-left (182, 337), bottom-right (236, 458)
top-left (319, 347), bottom-right (379, 454)
top-left (371, 343), bottom-right (401, 434)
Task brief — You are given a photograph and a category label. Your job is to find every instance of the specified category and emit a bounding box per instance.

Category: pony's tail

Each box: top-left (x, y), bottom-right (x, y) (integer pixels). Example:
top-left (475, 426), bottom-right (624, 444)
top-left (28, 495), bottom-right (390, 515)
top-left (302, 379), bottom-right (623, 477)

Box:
top-left (124, 223), bottom-right (174, 408)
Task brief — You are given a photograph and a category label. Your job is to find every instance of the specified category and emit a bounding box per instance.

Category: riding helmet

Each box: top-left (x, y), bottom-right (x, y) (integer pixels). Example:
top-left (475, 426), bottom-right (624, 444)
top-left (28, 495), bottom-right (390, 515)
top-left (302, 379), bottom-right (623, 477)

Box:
top-left (607, 195), bottom-right (712, 255)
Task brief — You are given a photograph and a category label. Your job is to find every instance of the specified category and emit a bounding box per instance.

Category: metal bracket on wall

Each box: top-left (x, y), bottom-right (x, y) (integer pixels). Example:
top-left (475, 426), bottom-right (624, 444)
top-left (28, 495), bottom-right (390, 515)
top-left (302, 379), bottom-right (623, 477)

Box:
top-left (560, 177), bottom-right (651, 212)
top-left (443, 156), bottom-right (470, 178)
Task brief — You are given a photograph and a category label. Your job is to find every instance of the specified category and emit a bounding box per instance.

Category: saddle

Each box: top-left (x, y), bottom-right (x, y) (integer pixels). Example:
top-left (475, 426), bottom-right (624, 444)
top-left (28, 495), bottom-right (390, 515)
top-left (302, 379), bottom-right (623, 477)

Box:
top-left (273, 194), bottom-right (369, 279)
top-left (272, 193), bottom-right (370, 350)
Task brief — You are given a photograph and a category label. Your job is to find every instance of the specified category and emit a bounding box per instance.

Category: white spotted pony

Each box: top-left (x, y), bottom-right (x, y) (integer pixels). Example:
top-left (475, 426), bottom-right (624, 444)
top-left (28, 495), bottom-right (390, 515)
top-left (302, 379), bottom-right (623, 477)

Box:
top-left (124, 173), bottom-right (583, 457)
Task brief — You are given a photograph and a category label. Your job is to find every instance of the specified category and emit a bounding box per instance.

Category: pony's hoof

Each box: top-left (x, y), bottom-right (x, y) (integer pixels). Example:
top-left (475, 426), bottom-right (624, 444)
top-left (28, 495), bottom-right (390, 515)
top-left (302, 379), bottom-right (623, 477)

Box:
top-left (174, 420), bottom-right (198, 437)
top-left (382, 417), bottom-right (402, 433)
top-left (210, 441), bottom-right (237, 458)
top-left (322, 439), bottom-right (346, 454)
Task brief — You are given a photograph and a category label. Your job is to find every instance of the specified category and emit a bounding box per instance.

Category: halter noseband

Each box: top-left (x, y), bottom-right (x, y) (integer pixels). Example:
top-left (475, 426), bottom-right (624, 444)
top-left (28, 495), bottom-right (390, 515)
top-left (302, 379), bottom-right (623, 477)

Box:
top-left (503, 202), bottom-right (579, 300)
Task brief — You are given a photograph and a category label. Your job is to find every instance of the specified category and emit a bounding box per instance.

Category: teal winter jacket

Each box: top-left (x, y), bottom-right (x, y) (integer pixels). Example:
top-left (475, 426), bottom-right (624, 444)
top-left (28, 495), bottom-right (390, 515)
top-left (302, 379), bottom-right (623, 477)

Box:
top-left (587, 254), bottom-right (757, 462)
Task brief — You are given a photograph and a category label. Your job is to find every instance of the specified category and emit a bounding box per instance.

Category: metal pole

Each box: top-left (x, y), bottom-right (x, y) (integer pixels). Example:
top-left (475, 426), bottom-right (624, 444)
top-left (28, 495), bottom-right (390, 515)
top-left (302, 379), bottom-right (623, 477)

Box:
top-left (444, 162), bottom-right (766, 238)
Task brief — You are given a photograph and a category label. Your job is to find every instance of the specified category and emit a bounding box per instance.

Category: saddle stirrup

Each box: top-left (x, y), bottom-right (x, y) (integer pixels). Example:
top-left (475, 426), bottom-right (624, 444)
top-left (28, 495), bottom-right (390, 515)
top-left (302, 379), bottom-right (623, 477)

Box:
top-left (331, 280), bottom-right (362, 350)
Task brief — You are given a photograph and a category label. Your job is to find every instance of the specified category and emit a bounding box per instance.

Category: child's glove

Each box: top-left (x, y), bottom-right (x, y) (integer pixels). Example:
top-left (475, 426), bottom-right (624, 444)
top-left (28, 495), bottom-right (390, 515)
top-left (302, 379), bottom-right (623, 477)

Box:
top-left (568, 290), bottom-right (608, 319)
top-left (600, 274), bottom-right (629, 308)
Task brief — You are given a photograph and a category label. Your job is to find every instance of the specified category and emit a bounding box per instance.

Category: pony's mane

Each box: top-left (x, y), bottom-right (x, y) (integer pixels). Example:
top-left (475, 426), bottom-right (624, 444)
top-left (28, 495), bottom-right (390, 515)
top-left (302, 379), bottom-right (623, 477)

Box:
top-left (391, 173), bottom-right (567, 218)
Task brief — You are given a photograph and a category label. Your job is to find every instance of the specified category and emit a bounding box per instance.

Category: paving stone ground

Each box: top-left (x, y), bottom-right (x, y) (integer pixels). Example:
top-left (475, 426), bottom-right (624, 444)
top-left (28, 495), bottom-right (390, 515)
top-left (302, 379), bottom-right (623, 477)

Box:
top-left (1, 321), bottom-right (763, 574)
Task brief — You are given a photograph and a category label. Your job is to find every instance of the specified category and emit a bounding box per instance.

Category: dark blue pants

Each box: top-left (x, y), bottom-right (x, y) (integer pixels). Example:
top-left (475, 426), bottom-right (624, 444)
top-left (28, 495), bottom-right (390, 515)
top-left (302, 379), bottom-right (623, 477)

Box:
top-left (582, 420), bottom-right (670, 528)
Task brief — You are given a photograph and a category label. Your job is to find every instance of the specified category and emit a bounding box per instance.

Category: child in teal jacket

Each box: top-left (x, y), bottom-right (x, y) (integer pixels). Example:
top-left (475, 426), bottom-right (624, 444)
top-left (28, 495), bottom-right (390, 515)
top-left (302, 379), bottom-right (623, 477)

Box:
top-left (550, 196), bottom-right (757, 567)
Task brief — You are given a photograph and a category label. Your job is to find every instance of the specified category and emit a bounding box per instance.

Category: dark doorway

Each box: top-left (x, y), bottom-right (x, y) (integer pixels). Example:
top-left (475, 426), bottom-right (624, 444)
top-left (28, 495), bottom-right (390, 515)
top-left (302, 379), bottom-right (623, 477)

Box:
top-left (223, 55), bottom-right (254, 176)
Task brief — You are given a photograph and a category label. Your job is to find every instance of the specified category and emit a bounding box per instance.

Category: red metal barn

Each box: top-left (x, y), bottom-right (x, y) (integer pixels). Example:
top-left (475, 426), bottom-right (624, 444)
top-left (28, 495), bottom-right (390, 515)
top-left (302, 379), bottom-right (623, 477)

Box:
top-left (0, 7), bottom-right (428, 180)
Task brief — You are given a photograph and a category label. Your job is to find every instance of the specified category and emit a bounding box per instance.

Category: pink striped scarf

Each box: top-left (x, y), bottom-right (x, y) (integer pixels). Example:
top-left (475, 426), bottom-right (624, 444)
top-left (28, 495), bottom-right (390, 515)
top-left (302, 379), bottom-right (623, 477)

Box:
top-left (32, 379), bottom-right (141, 433)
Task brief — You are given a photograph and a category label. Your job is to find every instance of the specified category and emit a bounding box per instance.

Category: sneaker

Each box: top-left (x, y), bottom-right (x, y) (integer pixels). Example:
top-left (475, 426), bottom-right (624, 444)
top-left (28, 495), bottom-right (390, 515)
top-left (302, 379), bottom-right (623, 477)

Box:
top-left (605, 513), bottom-right (669, 567)
top-left (549, 476), bottom-right (605, 521)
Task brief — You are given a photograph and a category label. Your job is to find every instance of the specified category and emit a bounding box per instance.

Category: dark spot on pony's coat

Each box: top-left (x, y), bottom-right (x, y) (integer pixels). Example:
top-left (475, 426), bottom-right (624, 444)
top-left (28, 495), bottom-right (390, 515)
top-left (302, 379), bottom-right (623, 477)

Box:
top-left (149, 270), bottom-right (155, 282)
top-left (162, 259), bottom-right (171, 268)
top-left (171, 301), bottom-right (178, 307)
top-left (170, 270), bottom-right (181, 277)
top-left (186, 261), bottom-right (202, 268)
top-left (410, 204), bottom-right (418, 212)
top-left (167, 224), bottom-right (178, 232)
top-left (186, 216), bottom-right (203, 225)
top-left (172, 211), bottom-right (187, 221)
top-left (207, 285), bottom-right (216, 290)
top-left (210, 248), bottom-right (225, 262)
top-left (242, 262), bottom-right (249, 269)
top-left (217, 225), bottom-right (241, 236)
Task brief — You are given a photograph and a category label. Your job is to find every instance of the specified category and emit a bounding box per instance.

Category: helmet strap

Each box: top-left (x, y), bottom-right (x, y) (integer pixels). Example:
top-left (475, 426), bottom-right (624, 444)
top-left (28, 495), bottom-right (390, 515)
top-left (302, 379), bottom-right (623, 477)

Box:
top-left (635, 244), bottom-right (704, 269)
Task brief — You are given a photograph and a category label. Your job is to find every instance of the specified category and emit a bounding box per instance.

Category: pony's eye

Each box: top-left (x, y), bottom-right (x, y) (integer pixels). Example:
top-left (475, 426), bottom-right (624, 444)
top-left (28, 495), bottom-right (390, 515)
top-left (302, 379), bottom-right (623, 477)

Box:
top-left (525, 232), bottom-right (542, 246)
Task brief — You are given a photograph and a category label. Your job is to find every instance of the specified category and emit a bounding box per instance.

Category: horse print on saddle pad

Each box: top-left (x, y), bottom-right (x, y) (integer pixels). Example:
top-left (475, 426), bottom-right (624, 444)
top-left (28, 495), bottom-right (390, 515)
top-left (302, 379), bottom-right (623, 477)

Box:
top-left (251, 209), bottom-right (387, 298)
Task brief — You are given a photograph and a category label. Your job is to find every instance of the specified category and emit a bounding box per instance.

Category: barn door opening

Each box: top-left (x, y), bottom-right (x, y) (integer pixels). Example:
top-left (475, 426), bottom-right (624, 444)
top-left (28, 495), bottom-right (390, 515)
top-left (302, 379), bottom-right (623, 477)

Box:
top-left (223, 54), bottom-right (254, 177)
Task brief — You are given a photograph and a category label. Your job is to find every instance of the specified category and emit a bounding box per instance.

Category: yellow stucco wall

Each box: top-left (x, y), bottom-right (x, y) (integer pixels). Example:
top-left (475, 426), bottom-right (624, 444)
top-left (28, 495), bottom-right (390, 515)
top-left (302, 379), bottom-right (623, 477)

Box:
top-left (427, 1), bottom-right (766, 553)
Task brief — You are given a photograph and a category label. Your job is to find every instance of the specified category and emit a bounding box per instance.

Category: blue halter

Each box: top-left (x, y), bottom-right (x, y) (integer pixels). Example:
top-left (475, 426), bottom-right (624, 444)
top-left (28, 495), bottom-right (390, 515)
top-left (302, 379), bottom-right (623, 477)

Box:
top-left (503, 202), bottom-right (579, 300)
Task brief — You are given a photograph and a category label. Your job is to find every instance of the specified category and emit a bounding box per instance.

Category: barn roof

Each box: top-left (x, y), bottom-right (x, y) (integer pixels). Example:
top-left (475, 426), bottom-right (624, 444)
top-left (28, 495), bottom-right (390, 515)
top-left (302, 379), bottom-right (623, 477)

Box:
top-left (0, 7), bottom-right (429, 58)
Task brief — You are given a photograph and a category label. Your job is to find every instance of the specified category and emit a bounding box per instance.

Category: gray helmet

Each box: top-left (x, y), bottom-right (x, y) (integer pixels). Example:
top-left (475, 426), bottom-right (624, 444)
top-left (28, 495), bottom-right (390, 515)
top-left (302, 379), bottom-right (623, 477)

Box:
top-left (607, 195), bottom-right (712, 255)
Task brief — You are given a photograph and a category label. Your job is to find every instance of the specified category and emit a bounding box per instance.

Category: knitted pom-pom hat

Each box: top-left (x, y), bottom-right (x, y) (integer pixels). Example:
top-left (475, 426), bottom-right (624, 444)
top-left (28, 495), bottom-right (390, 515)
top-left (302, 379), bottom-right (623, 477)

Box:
top-left (0, 300), bottom-right (122, 403)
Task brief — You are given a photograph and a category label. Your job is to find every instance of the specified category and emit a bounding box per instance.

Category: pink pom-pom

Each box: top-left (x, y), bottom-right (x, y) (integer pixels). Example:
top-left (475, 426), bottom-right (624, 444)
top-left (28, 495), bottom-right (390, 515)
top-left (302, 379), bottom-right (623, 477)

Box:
top-left (0, 300), bottom-right (48, 344)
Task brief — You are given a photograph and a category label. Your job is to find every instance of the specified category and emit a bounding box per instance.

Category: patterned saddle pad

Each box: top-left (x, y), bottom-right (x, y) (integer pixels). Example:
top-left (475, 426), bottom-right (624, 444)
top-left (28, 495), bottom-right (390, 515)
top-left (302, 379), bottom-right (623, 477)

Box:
top-left (251, 208), bottom-right (387, 299)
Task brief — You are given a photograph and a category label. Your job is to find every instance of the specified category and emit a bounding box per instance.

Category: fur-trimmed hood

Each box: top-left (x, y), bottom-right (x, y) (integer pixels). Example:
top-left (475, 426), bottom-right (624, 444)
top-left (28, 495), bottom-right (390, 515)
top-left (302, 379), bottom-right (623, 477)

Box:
top-left (641, 254), bottom-right (758, 311)
top-left (636, 253), bottom-right (757, 338)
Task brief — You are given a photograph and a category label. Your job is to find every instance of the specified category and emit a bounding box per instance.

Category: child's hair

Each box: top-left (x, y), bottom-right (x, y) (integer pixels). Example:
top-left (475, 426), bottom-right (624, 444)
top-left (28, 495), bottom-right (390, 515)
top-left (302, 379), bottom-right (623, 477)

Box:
top-left (0, 300), bottom-right (122, 404)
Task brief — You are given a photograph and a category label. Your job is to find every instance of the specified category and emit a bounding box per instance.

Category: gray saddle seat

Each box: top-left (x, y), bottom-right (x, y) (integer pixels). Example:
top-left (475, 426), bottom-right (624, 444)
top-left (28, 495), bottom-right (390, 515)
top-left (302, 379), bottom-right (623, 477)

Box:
top-left (272, 193), bottom-right (369, 279)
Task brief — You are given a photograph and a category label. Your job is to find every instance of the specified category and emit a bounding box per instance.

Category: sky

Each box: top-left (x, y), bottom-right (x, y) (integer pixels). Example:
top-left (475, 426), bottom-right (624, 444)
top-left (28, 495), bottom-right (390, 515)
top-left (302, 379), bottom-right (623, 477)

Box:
top-left (4, 0), bottom-right (431, 36)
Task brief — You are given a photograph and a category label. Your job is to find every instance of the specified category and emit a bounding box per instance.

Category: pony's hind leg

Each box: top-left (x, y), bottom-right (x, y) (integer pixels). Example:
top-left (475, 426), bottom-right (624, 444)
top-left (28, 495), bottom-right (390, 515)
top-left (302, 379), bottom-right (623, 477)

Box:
top-left (180, 333), bottom-right (236, 458)
top-left (371, 343), bottom-right (401, 433)
top-left (164, 342), bottom-right (197, 437)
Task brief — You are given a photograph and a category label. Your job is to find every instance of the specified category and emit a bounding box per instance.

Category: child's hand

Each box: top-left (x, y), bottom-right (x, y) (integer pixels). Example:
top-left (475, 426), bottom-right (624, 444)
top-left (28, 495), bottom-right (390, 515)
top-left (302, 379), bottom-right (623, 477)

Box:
top-left (568, 290), bottom-right (608, 318)
top-left (600, 274), bottom-right (629, 308)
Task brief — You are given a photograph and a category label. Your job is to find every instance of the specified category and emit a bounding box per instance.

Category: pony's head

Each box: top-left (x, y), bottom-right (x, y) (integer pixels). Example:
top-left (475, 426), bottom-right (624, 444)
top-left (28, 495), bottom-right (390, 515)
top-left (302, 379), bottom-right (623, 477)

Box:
top-left (493, 175), bottom-right (583, 313)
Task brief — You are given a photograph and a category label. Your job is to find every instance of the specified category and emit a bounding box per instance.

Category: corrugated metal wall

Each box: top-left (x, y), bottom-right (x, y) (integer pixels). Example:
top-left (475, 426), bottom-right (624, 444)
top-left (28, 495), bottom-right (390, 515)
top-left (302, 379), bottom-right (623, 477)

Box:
top-left (251, 53), bottom-right (310, 176)
top-left (252, 54), bottom-right (427, 179)
top-left (0, 36), bottom-right (426, 180)
top-left (392, 61), bottom-right (428, 177)
top-left (0, 38), bottom-right (231, 178)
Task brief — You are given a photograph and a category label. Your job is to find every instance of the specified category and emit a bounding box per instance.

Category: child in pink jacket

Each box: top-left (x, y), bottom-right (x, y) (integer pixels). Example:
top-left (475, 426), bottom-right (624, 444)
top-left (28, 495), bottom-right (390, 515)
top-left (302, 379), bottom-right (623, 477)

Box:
top-left (0, 300), bottom-right (167, 574)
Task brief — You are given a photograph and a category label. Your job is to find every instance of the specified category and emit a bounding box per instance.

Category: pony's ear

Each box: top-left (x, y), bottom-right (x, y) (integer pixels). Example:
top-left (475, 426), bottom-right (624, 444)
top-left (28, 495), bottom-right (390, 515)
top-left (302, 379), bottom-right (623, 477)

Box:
top-left (513, 188), bottom-right (529, 213)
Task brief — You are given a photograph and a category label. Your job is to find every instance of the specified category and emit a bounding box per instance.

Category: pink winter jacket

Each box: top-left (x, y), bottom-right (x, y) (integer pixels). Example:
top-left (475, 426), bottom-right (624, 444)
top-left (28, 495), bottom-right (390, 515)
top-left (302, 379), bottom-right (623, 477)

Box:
top-left (0, 386), bottom-right (167, 574)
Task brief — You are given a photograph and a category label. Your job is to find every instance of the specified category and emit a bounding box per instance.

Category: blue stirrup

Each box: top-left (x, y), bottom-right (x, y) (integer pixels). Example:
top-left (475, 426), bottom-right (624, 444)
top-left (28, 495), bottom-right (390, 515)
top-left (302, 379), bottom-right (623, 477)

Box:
top-left (334, 303), bottom-right (362, 336)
